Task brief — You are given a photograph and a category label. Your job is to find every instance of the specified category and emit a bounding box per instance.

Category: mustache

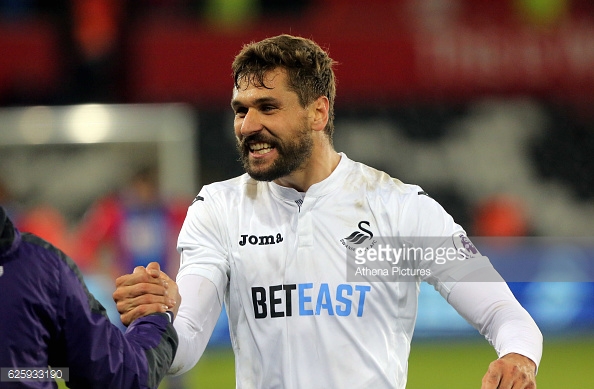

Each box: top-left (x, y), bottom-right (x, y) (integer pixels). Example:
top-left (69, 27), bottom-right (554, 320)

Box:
top-left (238, 133), bottom-right (279, 149)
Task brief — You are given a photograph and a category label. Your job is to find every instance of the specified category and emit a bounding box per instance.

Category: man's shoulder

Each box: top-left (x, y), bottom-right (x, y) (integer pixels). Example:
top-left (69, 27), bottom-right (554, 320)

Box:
top-left (194, 173), bottom-right (260, 204)
top-left (347, 158), bottom-right (423, 197)
top-left (202, 173), bottom-right (257, 192)
top-left (19, 233), bottom-right (80, 275)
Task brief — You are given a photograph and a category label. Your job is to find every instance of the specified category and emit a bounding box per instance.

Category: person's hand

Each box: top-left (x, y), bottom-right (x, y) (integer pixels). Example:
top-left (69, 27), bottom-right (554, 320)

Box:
top-left (112, 262), bottom-right (181, 326)
top-left (481, 353), bottom-right (537, 389)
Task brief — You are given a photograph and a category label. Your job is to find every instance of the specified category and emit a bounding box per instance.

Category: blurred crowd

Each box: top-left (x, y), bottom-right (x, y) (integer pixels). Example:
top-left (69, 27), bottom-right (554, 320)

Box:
top-left (1, 165), bottom-right (187, 275)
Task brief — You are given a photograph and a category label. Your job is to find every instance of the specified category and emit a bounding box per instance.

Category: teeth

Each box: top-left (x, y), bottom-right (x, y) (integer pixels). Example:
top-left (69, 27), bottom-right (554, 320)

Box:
top-left (250, 143), bottom-right (273, 154)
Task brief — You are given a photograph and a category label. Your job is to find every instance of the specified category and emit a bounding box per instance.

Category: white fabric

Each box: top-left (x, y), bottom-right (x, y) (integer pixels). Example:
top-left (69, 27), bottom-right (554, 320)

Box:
top-left (168, 274), bottom-right (221, 376)
top-left (171, 153), bottom-right (542, 388)
top-left (447, 267), bottom-right (543, 370)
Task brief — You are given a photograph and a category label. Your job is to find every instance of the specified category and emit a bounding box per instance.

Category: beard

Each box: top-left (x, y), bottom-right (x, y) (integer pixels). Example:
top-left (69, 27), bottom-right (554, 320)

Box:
top-left (236, 125), bottom-right (313, 182)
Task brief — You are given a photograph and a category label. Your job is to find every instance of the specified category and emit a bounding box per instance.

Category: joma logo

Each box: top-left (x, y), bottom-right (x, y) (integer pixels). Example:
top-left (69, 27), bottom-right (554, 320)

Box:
top-left (239, 233), bottom-right (284, 246)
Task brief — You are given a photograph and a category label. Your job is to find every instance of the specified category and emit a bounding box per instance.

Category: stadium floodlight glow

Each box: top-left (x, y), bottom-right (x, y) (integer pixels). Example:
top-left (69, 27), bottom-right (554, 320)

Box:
top-left (66, 104), bottom-right (112, 143)
top-left (18, 106), bottom-right (54, 144)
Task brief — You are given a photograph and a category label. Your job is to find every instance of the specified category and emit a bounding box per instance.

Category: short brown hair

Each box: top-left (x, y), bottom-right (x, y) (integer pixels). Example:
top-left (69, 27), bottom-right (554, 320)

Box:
top-left (232, 34), bottom-right (336, 140)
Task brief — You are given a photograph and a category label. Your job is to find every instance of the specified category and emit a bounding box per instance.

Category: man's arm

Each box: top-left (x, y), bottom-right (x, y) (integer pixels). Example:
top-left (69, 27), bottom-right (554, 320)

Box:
top-left (446, 268), bottom-right (542, 389)
top-left (406, 192), bottom-right (541, 387)
top-left (113, 264), bottom-right (223, 376)
top-left (56, 258), bottom-right (179, 389)
top-left (168, 273), bottom-right (222, 375)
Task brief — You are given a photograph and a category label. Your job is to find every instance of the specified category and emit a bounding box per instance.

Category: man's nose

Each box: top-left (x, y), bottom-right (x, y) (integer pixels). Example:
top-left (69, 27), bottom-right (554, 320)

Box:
top-left (239, 109), bottom-right (263, 136)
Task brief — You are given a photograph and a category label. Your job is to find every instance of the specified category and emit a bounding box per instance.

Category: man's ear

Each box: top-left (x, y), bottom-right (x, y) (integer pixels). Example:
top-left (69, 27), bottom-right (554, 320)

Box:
top-left (310, 96), bottom-right (329, 132)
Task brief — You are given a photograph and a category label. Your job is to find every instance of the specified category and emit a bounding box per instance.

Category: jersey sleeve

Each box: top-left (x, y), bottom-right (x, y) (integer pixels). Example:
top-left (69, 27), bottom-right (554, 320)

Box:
top-left (168, 273), bottom-right (223, 376)
top-left (53, 251), bottom-right (178, 389)
top-left (401, 189), bottom-right (543, 369)
top-left (447, 271), bottom-right (543, 370)
top-left (400, 188), bottom-right (497, 297)
top-left (176, 187), bottom-right (230, 304)
top-left (169, 188), bottom-right (231, 375)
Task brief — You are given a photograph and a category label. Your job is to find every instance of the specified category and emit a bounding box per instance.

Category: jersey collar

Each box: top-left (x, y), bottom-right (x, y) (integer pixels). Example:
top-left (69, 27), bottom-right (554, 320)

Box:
top-left (268, 152), bottom-right (351, 201)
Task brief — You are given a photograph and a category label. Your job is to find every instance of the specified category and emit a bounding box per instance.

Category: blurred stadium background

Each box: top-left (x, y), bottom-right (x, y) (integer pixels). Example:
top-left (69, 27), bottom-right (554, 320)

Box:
top-left (0, 0), bottom-right (593, 388)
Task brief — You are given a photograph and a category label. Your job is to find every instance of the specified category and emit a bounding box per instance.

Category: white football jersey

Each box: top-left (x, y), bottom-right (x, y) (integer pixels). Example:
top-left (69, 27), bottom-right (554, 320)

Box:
top-left (176, 153), bottom-right (497, 388)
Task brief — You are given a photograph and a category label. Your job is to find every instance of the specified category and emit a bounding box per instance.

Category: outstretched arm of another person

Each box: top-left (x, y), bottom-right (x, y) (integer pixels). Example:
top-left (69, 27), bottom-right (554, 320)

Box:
top-left (446, 267), bottom-right (543, 389)
top-left (57, 257), bottom-right (178, 389)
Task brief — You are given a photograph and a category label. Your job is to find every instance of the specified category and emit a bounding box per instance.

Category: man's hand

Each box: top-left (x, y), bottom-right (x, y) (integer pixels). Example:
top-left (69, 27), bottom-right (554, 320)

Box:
top-left (482, 353), bottom-right (537, 389)
top-left (113, 262), bottom-right (181, 326)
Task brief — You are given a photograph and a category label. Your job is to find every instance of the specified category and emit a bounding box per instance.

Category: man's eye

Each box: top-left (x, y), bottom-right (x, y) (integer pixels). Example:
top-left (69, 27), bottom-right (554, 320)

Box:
top-left (261, 105), bottom-right (276, 113)
top-left (234, 108), bottom-right (247, 117)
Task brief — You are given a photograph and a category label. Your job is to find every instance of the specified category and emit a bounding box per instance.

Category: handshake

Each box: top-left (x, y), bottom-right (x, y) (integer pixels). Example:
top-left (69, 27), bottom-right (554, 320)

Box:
top-left (113, 262), bottom-right (181, 326)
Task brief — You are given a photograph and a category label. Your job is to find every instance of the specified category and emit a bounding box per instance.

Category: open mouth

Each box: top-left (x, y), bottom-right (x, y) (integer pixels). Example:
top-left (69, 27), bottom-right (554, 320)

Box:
top-left (249, 142), bottom-right (275, 155)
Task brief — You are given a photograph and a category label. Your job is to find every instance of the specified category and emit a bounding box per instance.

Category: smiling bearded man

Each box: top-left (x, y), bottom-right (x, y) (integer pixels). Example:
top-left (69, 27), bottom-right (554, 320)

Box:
top-left (112, 34), bottom-right (542, 389)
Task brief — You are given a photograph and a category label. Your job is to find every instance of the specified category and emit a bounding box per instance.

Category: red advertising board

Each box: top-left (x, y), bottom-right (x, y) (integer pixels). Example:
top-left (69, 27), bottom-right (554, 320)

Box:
top-left (127, 15), bottom-right (594, 106)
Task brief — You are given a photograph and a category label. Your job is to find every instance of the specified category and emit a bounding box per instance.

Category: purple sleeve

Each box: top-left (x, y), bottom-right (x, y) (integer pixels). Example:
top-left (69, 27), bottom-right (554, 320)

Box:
top-left (54, 255), bottom-right (178, 389)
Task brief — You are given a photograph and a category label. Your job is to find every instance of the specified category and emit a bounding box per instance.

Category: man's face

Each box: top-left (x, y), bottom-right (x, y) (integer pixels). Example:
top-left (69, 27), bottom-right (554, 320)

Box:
top-left (232, 69), bottom-right (313, 182)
